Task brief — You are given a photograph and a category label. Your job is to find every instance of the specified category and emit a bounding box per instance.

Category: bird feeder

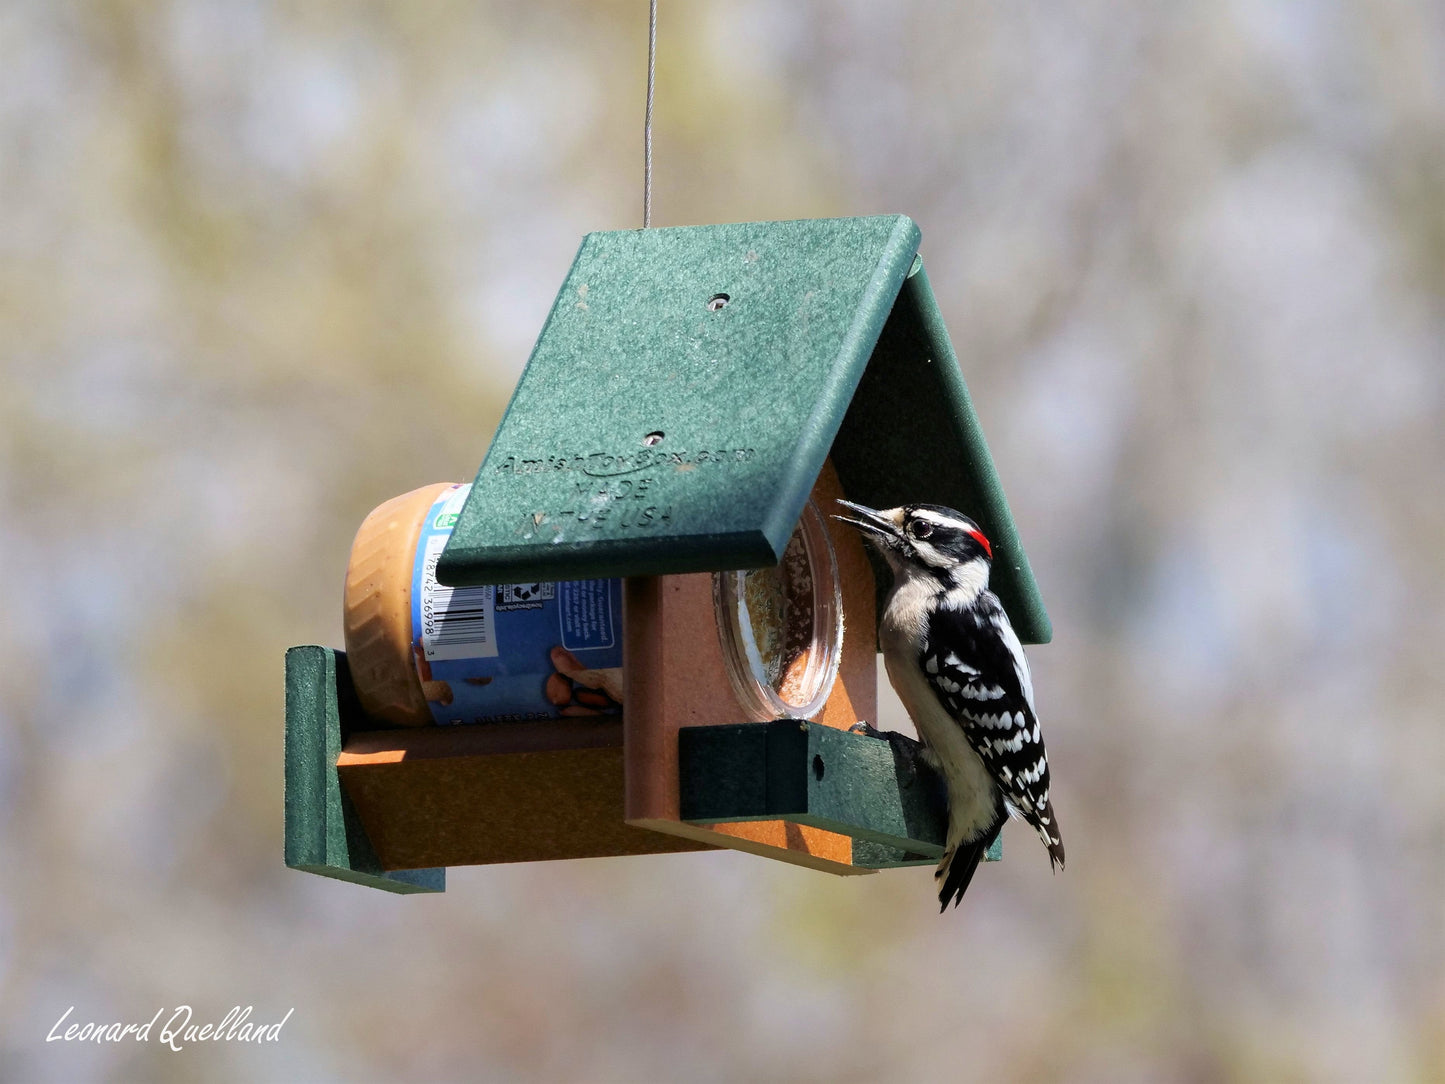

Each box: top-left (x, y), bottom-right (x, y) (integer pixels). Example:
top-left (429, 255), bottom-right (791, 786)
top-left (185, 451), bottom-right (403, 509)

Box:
top-left (284, 215), bottom-right (1050, 893)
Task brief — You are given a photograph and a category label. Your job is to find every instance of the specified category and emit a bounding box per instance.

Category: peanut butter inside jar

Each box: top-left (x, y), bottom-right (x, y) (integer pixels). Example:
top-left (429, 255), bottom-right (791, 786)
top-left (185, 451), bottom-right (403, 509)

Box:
top-left (343, 483), bottom-right (458, 727)
top-left (713, 499), bottom-right (843, 721)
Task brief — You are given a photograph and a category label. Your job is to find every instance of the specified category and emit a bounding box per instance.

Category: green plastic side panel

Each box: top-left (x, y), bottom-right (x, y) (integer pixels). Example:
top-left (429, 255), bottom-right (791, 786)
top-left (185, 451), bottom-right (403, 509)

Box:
top-left (678, 721), bottom-right (1000, 865)
top-left (438, 215), bottom-right (922, 586)
top-left (832, 264), bottom-right (1052, 644)
top-left (284, 646), bottom-right (445, 894)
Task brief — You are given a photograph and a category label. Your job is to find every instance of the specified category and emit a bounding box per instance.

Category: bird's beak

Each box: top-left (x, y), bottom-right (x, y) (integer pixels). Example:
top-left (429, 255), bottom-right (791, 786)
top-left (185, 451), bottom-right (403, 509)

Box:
top-left (833, 499), bottom-right (900, 543)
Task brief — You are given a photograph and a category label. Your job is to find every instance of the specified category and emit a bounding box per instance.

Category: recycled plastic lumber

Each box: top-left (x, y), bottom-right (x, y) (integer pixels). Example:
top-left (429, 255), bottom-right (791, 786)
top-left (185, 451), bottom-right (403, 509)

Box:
top-left (621, 462), bottom-right (884, 874)
top-left (678, 719), bottom-right (1002, 867)
top-left (335, 716), bottom-right (713, 871)
top-left (435, 215), bottom-right (1049, 646)
top-left (284, 645), bottom-right (444, 893)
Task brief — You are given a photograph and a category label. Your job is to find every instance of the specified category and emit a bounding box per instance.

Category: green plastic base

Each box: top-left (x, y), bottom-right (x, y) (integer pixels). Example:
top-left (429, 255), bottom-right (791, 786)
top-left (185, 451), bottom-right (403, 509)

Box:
top-left (678, 720), bottom-right (1001, 868)
top-left (284, 646), bottom-right (444, 894)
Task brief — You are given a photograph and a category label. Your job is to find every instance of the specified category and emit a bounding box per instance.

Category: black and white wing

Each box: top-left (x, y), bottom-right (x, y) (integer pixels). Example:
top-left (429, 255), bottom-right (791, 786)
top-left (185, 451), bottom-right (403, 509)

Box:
top-left (921, 593), bottom-right (1065, 870)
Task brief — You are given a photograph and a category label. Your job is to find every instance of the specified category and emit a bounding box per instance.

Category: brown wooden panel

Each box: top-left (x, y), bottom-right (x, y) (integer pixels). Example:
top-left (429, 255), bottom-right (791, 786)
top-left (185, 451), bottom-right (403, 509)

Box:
top-left (341, 717), bottom-right (627, 762)
top-left (816, 458), bottom-right (879, 733)
top-left (338, 720), bottom-right (713, 870)
top-left (622, 459), bottom-right (878, 875)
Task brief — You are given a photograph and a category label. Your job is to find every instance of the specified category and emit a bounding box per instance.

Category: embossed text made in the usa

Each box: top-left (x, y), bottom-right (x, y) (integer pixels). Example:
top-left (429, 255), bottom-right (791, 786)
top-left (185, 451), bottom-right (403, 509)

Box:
top-left (512, 475), bottom-right (675, 537)
top-left (521, 503), bottom-right (672, 536)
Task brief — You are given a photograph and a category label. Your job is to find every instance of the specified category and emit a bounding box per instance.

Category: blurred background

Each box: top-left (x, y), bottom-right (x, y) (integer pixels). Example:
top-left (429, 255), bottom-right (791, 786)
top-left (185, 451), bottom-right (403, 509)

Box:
top-left (2, 1), bottom-right (1442, 1080)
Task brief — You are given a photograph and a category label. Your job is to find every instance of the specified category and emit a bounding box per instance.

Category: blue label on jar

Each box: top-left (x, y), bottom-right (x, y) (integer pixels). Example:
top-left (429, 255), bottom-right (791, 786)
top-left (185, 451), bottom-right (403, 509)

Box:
top-left (559, 581), bottom-right (617, 650)
top-left (409, 484), bottom-right (624, 725)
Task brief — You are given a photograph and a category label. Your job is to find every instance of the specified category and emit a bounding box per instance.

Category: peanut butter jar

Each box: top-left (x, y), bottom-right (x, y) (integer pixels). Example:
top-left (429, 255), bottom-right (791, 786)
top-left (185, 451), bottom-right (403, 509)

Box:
top-left (343, 483), bottom-right (625, 727)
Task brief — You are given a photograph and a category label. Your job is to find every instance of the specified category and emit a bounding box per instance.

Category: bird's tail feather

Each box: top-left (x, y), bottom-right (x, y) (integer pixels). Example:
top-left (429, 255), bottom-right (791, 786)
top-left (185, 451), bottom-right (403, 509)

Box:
top-left (1047, 837), bottom-right (1065, 871)
top-left (936, 820), bottom-right (1005, 912)
top-left (1037, 798), bottom-right (1065, 872)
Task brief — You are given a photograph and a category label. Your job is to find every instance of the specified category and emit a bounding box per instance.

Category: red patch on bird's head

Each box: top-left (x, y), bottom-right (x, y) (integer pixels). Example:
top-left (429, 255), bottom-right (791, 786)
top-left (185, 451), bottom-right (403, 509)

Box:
top-left (967, 528), bottom-right (992, 558)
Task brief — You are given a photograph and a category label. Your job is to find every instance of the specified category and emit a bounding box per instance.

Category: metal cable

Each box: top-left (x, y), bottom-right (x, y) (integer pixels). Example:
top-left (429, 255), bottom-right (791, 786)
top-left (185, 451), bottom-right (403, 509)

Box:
top-left (644, 0), bottom-right (657, 227)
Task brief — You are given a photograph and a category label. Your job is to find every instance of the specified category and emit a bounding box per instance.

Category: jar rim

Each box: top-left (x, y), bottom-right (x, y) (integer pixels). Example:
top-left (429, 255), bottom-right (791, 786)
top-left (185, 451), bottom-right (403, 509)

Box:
top-left (712, 498), bottom-right (844, 721)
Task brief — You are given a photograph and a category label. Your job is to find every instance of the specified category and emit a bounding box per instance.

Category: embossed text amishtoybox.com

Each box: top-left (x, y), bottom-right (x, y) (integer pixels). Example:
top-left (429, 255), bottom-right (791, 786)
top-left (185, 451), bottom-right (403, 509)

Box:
top-left (494, 446), bottom-right (754, 479)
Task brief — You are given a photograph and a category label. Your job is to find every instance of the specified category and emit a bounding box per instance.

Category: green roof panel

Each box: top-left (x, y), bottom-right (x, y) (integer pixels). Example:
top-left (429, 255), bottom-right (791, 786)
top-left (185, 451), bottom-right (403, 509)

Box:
top-left (438, 215), bottom-right (922, 585)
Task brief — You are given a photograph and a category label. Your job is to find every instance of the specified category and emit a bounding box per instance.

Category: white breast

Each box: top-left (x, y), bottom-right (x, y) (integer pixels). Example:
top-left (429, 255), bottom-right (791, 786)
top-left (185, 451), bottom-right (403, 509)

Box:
top-left (880, 580), bottom-right (999, 847)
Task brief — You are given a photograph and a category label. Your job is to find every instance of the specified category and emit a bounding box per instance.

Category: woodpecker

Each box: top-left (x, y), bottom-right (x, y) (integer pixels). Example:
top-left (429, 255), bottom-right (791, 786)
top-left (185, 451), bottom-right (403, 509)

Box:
top-left (835, 500), bottom-right (1064, 910)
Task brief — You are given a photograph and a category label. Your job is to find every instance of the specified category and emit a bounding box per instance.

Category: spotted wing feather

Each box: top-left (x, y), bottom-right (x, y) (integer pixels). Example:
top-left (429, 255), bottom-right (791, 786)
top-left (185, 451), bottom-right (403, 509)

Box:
top-left (922, 594), bottom-right (1065, 869)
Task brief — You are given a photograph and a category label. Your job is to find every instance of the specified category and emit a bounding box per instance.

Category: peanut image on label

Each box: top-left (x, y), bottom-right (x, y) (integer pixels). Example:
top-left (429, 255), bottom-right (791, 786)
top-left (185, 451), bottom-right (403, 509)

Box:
top-left (545, 672), bottom-right (574, 706)
top-left (549, 645), bottom-right (624, 704)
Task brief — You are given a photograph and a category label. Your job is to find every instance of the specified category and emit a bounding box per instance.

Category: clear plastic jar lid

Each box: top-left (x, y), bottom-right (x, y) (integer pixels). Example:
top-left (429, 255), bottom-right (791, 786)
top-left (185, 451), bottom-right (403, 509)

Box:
top-left (713, 498), bottom-right (844, 721)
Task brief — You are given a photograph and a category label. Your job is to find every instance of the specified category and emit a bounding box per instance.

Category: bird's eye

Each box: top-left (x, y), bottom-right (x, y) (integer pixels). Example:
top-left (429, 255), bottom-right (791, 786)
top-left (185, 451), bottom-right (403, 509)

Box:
top-left (908, 520), bottom-right (933, 540)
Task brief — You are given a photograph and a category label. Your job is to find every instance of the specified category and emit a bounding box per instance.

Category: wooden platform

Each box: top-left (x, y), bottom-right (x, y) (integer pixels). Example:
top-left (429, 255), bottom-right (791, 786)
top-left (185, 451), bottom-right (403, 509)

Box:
top-left (337, 719), bottom-right (713, 871)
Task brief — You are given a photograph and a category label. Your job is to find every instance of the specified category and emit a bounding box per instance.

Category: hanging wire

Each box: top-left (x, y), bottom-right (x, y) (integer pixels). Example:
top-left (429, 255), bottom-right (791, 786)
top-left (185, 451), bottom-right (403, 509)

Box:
top-left (643, 0), bottom-right (657, 227)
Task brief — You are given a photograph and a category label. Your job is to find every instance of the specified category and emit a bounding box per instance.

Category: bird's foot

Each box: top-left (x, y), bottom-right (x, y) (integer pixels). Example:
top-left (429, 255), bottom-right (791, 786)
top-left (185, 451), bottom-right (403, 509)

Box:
top-left (850, 722), bottom-right (930, 772)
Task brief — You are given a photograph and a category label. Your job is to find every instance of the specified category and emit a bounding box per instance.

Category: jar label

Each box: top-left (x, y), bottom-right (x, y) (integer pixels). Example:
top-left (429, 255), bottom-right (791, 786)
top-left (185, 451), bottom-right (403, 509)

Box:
top-left (410, 484), bottom-right (624, 724)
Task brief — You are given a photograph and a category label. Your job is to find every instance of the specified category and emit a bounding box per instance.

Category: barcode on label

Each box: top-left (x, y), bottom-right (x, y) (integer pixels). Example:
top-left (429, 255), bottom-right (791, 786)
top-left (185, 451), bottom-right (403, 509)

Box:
top-left (420, 535), bottom-right (500, 661)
